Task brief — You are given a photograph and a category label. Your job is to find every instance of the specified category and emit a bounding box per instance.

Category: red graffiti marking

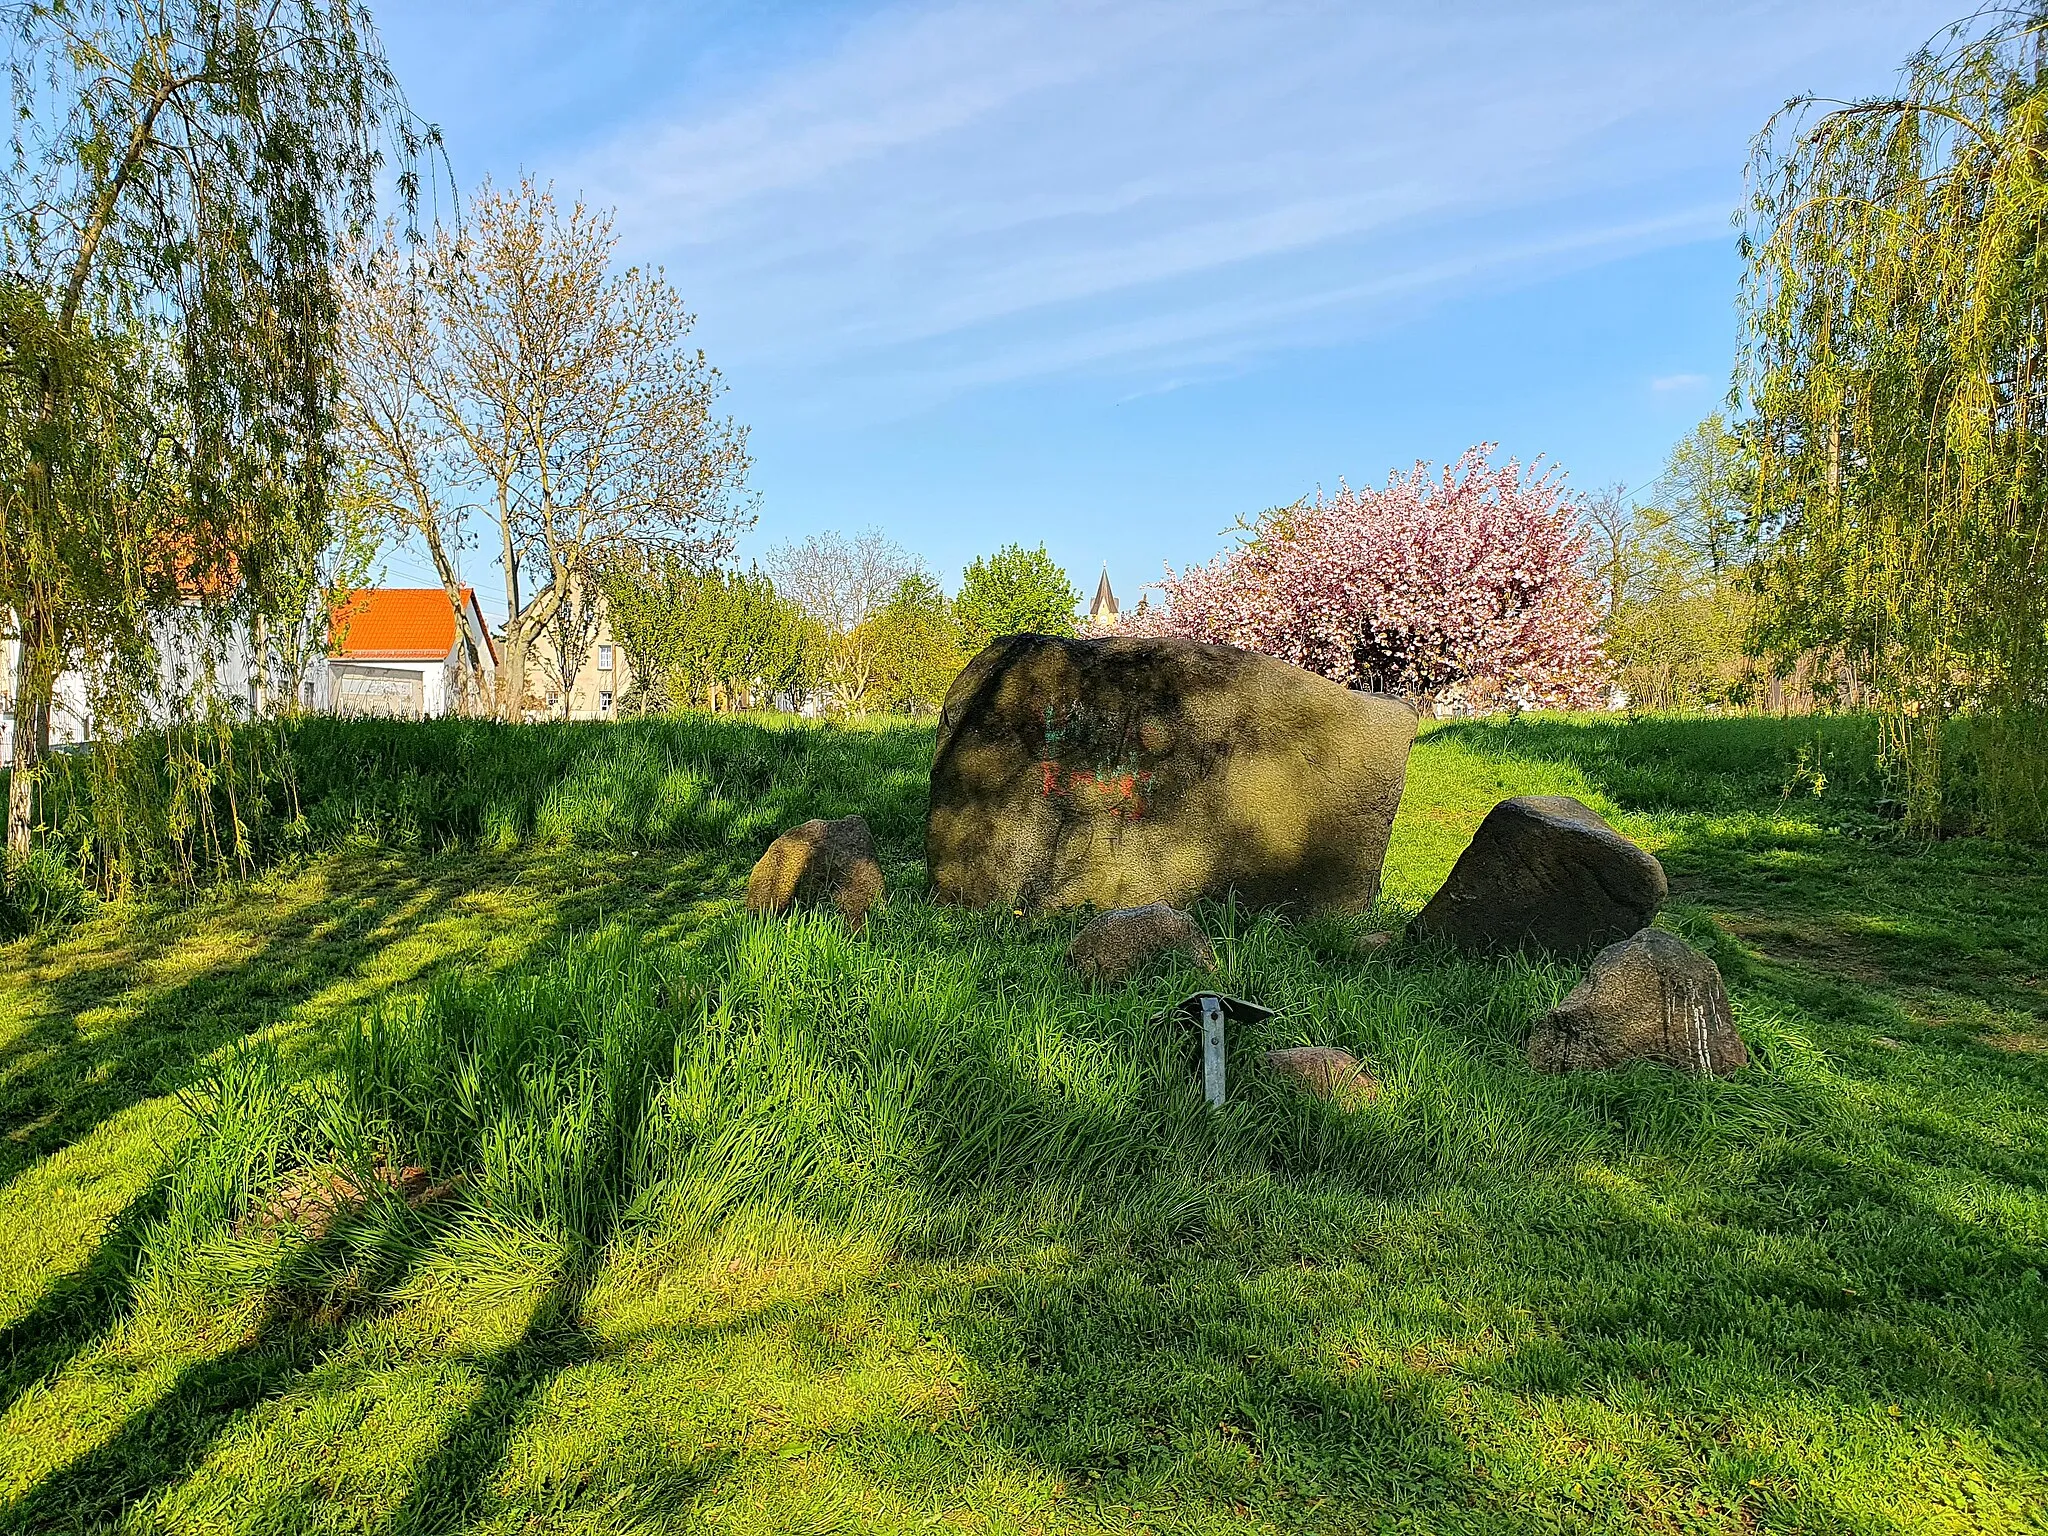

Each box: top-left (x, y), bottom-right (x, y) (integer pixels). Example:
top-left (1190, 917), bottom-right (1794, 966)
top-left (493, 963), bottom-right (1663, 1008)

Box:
top-left (1038, 761), bottom-right (1154, 822)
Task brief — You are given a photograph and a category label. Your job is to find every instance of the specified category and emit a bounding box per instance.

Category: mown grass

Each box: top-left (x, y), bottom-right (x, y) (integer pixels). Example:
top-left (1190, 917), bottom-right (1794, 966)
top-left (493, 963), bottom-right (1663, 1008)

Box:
top-left (1, 711), bottom-right (2044, 1534)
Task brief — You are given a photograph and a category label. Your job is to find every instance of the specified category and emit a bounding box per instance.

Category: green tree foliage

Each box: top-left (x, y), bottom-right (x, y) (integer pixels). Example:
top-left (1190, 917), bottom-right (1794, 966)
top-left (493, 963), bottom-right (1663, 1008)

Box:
top-left (954, 544), bottom-right (1079, 654)
top-left (1593, 420), bottom-right (1761, 710)
top-left (856, 573), bottom-right (965, 714)
top-left (1604, 560), bottom-right (1754, 712)
top-left (1741, 11), bottom-right (2048, 835)
top-left (0, 0), bottom-right (429, 856)
top-left (1660, 413), bottom-right (1755, 578)
top-left (601, 550), bottom-right (811, 713)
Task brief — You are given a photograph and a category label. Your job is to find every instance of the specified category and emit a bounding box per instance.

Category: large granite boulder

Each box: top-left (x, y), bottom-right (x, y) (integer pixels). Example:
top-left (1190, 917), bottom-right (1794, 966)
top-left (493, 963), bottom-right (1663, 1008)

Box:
top-left (1409, 795), bottom-right (1665, 959)
top-left (746, 816), bottom-right (884, 932)
top-left (1066, 902), bottom-right (1215, 985)
top-left (928, 634), bottom-right (1416, 913)
top-left (1528, 928), bottom-right (1748, 1075)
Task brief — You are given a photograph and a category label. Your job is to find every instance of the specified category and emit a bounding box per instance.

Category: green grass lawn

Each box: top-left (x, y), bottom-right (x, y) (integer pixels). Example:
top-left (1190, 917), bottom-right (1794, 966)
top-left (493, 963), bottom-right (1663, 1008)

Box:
top-left (1, 713), bottom-right (2044, 1535)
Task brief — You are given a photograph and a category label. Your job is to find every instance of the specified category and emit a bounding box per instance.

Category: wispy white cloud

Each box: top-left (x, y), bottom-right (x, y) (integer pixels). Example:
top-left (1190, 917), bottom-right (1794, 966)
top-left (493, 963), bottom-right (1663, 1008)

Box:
top-left (537, 0), bottom-right (1956, 417)
top-left (862, 205), bottom-right (1736, 400)
top-left (1651, 373), bottom-right (1713, 393)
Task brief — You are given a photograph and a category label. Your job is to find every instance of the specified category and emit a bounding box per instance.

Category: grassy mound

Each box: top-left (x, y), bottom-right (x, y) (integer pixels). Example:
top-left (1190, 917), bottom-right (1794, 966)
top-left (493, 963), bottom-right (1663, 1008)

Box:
top-left (1, 712), bottom-right (2043, 1534)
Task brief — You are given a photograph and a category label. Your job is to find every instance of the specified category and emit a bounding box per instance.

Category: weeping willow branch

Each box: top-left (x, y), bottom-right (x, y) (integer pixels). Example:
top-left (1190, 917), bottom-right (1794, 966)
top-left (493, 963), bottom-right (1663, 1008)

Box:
top-left (1740, 5), bottom-right (2048, 837)
top-left (0, 0), bottom-right (445, 870)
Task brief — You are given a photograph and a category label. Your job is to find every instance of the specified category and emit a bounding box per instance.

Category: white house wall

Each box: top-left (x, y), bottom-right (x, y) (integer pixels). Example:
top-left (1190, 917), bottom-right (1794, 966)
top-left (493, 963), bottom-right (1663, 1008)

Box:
top-left (5, 592), bottom-right (495, 749)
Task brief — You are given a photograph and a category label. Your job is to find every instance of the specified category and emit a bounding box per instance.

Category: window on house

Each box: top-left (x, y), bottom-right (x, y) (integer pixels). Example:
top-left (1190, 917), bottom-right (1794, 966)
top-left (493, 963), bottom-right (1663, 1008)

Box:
top-left (599, 689), bottom-right (614, 715)
top-left (597, 645), bottom-right (614, 671)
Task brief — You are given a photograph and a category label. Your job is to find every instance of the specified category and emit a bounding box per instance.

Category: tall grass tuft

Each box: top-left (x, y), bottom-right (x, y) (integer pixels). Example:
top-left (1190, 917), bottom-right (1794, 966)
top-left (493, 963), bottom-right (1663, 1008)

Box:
top-left (17, 712), bottom-right (936, 914)
top-left (145, 885), bottom-right (1867, 1312)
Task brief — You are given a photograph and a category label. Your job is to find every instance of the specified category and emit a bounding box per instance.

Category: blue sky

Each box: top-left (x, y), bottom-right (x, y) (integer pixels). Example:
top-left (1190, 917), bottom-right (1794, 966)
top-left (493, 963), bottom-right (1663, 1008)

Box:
top-left (368, 0), bottom-right (1959, 613)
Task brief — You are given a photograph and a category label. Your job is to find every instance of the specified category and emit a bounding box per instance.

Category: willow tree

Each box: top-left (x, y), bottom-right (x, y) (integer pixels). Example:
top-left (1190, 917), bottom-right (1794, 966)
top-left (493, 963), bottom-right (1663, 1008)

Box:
top-left (0, 0), bottom-right (431, 858)
top-left (1741, 9), bottom-right (2048, 836)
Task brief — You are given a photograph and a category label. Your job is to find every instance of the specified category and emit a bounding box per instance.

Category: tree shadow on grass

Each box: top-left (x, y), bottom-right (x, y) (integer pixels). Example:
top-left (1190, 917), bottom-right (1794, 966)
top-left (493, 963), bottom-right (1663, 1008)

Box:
top-left (1, 713), bottom-right (940, 1203)
top-left (364, 1252), bottom-right (753, 1536)
top-left (369, 1224), bottom-right (746, 1530)
top-left (1423, 715), bottom-right (2047, 1069)
top-left (0, 849), bottom-right (652, 1449)
top-left (0, 857), bottom-right (491, 1186)
top-left (948, 1256), bottom-right (1498, 1526)
top-left (374, 1262), bottom-right (609, 1536)
top-left (717, 925), bottom-right (2047, 1530)
top-left (0, 1210), bottom-right (433, 1535)
top-left (280, 713), bottom-right (935, 871)
top-left (0, 836), bottom-right (718, 1200)
top-left (1420, 713), bottom-right (1888, 819)
top-left (4, 706), bottom-right (2039, 1530)
top-left (921, 1120), bottom-right (2048, 1531)
top-left (7, 909), bottom-right (2042, 1532)
top-left (0, 1182), bottom-right (166, 1427)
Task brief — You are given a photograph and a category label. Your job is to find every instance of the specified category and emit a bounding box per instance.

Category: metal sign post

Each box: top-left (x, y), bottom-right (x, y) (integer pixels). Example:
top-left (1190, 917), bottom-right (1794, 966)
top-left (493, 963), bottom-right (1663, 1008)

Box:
top-left (1199, 994), bottom-right (1227, 1106)
top-left (1155, 992), bottom-right (1274, 1110)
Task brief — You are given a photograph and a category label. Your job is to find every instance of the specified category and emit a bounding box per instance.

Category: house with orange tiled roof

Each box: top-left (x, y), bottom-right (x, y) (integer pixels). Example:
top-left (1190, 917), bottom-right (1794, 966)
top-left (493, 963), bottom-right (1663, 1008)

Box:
top-left (323, 588), bottom-right (497, 718)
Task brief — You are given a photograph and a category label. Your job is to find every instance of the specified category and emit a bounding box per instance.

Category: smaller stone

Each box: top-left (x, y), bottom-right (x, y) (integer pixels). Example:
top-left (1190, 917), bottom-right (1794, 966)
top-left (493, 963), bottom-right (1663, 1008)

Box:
top-left (252, 1157), bottom-right (455, 1240)
top-left (1262, 1046), bottom-right (1378, 1109)
top-left (1354, 931), bottom-right (1395, 955)
top-left (746, 816), bottom-right (885, 932)
top-left (1066, 902), bottom-right (1215, 985)
top-left (1410, 795), bottom-right (1667, 960)
top-left (1528, 928), bottom-right (1748, 1075)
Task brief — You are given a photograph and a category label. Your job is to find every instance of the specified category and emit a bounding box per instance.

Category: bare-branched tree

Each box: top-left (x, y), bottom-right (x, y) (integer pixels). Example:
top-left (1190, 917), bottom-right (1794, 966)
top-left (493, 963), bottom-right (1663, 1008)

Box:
top-left (764, 528), bottom-right (920, 713)
top-left (334, 228), bottom-right (486, 703)
top-left (401, 178), bottom-right (753, 719)
top-left (1580, 483), bottom-right (1662, 622)
top-left (765, 529), bottom-right (919, 636)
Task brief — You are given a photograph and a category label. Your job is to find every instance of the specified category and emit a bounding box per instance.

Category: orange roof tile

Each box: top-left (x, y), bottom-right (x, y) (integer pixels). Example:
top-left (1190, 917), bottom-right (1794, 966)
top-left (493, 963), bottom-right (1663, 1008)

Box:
top-left (330, 588), bottom-right (478, 661)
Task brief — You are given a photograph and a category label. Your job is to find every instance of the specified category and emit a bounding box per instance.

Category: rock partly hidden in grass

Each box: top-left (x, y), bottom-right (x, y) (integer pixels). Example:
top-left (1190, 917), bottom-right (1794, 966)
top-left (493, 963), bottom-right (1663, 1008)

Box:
top-left (746, 815), bottom-right (885, 932)
top-left (1528, 927), bottom-right (1748, 1075)
top-left (1261, 1046), bottom-right (1379, 1108)
top-left (1408, 794), bottom-right (1666, 959)
top-left (1066, 902), bottom-right (1216, 985)
top-left (927, 633), bottom-right (1416, 913)
top-left (254, 1158), bottom-right (457, 1241)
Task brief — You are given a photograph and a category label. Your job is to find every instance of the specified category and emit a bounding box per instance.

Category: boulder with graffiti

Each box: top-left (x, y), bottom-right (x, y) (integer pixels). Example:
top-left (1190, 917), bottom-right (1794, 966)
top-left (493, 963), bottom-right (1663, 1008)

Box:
top-left (926, 633), bottom-right (1416, 913)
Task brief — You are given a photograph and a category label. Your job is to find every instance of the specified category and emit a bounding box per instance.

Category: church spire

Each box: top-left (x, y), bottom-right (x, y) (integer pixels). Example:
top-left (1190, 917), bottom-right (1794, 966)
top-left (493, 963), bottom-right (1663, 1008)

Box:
top-left (1089, 564), bottom-right (1120, 628)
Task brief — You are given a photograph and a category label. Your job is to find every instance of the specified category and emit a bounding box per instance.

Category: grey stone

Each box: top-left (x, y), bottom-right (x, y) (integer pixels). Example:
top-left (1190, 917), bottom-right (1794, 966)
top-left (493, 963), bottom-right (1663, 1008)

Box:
top-left (1409, 795), bottom-right (1666, 959)
top-left (1528, 928), bottom-right (1748, 1075)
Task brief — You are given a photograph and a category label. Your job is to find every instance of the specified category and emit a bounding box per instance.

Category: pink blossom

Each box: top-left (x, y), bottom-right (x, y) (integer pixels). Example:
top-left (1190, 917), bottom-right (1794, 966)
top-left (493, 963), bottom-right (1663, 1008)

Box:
top-left (1128, 446), bottom-right (1605, 708)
